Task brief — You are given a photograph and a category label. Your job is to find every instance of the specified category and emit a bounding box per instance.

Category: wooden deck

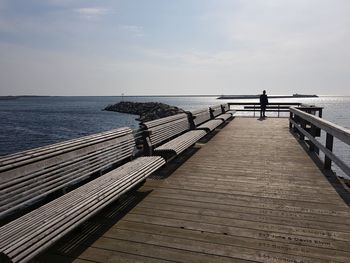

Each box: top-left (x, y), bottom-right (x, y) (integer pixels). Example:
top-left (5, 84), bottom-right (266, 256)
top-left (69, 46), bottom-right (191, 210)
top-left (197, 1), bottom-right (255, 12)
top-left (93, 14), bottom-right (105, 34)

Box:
top-left (39, 117), bottom-right (350, 263)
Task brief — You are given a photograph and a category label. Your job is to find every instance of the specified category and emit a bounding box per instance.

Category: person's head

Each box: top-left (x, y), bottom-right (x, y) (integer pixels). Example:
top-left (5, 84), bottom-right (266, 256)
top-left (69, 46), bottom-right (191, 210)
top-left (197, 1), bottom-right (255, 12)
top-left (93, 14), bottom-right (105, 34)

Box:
top-left (263, 90), bottom-right (266, 95)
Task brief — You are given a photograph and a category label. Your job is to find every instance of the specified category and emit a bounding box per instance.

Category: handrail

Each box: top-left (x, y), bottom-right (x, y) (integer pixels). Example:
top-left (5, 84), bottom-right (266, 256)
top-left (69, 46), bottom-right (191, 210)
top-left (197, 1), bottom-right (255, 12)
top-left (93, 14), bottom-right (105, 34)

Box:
top-left (289, 107), bottom-right (350, 177)
top-left (228, 102), bottom-right (302, 106)
top-left (228, 102), bottom-right (306, 118)
top-left (290, 107), bottom-right (350, 145)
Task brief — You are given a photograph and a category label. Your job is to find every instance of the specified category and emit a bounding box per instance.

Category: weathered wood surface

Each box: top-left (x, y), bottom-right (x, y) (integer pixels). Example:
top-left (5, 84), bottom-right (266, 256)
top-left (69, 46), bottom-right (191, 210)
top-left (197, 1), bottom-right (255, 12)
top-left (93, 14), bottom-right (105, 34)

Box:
top-left (41, 118), bottom-right (350, 263)
top-left (0, 127), bottom-right (136, 220)
top-left (0, 156), bottom-right (166, 263)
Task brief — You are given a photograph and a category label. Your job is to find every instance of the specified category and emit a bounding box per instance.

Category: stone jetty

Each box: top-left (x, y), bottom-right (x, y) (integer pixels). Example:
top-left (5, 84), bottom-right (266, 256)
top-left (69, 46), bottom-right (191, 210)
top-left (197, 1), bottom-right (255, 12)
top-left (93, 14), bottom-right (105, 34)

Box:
top-left (104, 101), bottom-right (184, 122)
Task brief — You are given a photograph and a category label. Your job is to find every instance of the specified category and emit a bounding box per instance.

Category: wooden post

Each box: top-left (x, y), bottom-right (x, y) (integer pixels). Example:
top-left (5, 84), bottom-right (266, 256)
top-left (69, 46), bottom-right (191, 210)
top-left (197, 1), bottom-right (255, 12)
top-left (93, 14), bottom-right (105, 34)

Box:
top-left (324, 133), bottom-right (333, 170)
top-left (309, 124), bottom-right (316, 152)
top-left (293, 115), bottom-right (298, 133)
top-left (209, 107), bottom-right (214, 119)
top-left (300, 119), bottom-right (306, 140)
top-left (289, 112), bottom-right (293, 130)
top-left (140, 124), bottom-right (152, 156)
top-left (186, 111), bottom-right (196, 130)
top-left (319, 109), bottom-right (323, 118)
top-left (220, 104), bottom-right (225, 114)
top-left (253, 105), bottom-right (256, 117)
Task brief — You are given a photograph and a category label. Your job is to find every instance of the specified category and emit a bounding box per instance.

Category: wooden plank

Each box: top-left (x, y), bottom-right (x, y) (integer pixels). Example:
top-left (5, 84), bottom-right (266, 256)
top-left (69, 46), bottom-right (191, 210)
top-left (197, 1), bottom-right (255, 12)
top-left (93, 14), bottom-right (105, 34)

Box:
top-left (120, 212), bottom-right (350, 252)
top-left (92, 237), bottom-right (253, 263)
top-left (36, 253), bottom-right (93, 263)
top-left (114, 220), bottom-right (350, 262)
top-left (134, 198), bottom-right (350, 232)
top-left (145, 181), bottom-right (348, 206)
top-left (102, 228), bottom-right (333, 263)
top-left (145, 179), bottom-right (345, 204)
top-left (40, 117), bottom-right (350, 263)
top-left (127, 207), bottom-right (350, 243)
top-left (140, 191), bottom-right (350, 224)
top-left (76, 246), bottom-right (173, 263)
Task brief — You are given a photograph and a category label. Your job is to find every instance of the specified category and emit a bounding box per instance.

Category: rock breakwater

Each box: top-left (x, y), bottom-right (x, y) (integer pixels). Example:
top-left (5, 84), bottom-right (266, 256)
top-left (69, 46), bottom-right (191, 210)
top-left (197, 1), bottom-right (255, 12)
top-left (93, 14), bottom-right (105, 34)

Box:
top-left (104, 101), bottom-right (184, 122)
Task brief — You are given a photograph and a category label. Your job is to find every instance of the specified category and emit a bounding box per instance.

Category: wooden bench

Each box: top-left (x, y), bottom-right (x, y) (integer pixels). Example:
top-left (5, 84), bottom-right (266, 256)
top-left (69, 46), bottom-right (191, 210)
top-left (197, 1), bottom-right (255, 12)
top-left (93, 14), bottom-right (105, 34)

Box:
top-left (0, 128), bottom-right (138, 220)
top-left (141, 113), bottom-right (206, 159)
top-left (190, 108), bottom-right (223, 132)
top-left (221, 103), bottom-right (236, 116)
top-left (210, 104), bottom-right (233, 121)
top-left (0, 156), bottom-right (165, 263)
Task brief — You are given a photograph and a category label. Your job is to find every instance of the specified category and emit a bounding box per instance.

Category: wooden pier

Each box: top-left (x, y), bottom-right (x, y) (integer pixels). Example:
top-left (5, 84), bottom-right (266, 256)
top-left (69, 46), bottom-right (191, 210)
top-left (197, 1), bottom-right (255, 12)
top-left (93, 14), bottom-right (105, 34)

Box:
top-left (38, 117), bottom-right (350, 263)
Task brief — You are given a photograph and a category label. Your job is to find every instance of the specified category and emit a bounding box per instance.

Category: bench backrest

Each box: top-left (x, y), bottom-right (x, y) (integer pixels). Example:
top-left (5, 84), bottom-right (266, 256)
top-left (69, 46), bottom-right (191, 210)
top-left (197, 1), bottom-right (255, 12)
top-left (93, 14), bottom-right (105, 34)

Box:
top-left (190, 108), bottom-right (211, 126)
top-left (142, 113), bottom-right (190, 147)
top-left (222, 103), bottom-right (230, 112)
top-left (0, 128), bottom-right (136, 218)
top-left (0, 128), bottom-right (135, 183)
top-left (210, 105), bottom-right (224, 118)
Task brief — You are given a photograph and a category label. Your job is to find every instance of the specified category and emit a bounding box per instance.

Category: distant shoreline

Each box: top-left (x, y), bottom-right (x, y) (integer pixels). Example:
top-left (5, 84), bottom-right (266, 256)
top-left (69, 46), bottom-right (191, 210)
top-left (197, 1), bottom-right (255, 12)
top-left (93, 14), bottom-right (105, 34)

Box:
top-left (0, 95), bottom-right (50, 100)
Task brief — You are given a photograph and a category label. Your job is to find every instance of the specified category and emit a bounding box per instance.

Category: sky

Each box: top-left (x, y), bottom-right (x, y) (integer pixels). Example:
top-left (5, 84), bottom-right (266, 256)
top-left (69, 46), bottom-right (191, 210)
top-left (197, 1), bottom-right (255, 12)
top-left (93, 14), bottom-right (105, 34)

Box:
top-left (0, 0), bottom-right (349, 96)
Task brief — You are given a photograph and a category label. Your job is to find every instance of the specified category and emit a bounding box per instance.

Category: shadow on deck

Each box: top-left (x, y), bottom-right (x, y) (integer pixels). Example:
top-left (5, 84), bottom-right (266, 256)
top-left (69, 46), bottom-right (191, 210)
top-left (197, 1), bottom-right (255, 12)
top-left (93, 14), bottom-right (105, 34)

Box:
top-left (36, 117), bottom-right (350, 263)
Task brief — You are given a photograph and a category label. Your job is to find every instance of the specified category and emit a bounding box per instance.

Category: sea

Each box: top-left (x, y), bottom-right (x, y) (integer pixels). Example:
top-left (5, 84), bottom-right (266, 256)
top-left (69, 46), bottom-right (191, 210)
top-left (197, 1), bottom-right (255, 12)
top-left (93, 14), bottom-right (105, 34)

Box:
top-left (0, 96), bottom-right (349, 178)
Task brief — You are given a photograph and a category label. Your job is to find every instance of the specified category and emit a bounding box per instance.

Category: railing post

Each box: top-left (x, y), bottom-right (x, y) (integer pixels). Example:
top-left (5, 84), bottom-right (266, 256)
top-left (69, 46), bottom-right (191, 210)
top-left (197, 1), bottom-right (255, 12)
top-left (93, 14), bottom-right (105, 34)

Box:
top-left (289, 112), bottom-right (293, 130)
top-left (319, 108), bottom-right (323, 118)
top-left (293, 115), bottom-right (299, 133)
top-left (309, 124), bottom-right (316, 152)
top-left (300, 119), bottom-right (306, 140)
top-left (278, 104), bottom-right (280, 118)
top-left (253, 105), bottom-right (256, 117)
top-left (324, 133), bottom-right (333, 170)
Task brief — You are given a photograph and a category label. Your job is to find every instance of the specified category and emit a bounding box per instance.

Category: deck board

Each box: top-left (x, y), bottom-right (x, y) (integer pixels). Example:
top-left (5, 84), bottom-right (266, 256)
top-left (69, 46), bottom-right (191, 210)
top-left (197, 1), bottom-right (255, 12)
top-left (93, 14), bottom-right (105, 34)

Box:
top-left (41, 117), bottom-right (350, 263)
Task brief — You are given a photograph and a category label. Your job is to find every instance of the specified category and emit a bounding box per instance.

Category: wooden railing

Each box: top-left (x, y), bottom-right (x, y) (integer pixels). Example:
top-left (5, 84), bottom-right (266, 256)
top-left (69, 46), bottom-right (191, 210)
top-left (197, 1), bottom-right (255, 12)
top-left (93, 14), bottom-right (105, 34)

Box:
top-left (227, 102), bottom-right (324, 118)
top-left (227, 102), bottom-right (302, 117)
top-left (289, 107), bottom-right (350, 177)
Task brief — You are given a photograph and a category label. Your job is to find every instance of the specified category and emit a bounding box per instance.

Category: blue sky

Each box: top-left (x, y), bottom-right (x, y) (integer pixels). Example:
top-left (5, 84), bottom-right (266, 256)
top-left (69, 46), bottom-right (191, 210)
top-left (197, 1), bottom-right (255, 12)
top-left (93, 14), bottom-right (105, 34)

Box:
top-left (0, 0), bottom-right (349, 95)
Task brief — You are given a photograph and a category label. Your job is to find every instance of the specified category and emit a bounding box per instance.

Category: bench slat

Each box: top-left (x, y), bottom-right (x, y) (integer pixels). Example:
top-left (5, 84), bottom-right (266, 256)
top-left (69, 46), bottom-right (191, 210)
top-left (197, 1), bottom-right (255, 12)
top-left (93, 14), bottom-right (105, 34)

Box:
top-left (0, 147), bottom-right (133, 216)
top-left (0, 128), bottom-right (136, 220)
top-left (0, 138), bottom-right (134, 189)
top-left (210, 105), bottom-right (223, 118)
top-left (0, 156), bottom-right (165, 263)
top-left (191, 108), bottom-right (211, 126)
top-left (154, 130), bottom-right (206, 155)
top-left (0, 128), bottom-right (131, 168)
top-left (215, 113), bottom-right (232, 121)
top-left (1, 157), bottom-right (162, 245)
top-left (142, 113), bottom-right (188, 128)
top-left (144, 116), bottom-right (190, 147)
top-left (0, 129), bottom-right (134, 182)
top-left (197, 119), bottom-right (223, 131)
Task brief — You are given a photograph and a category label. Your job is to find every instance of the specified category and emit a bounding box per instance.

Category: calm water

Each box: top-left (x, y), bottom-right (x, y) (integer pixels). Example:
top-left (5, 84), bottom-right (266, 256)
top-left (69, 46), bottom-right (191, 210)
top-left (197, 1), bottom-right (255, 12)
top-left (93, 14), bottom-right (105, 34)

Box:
top-left (0, 96), bottom-right (349, 178)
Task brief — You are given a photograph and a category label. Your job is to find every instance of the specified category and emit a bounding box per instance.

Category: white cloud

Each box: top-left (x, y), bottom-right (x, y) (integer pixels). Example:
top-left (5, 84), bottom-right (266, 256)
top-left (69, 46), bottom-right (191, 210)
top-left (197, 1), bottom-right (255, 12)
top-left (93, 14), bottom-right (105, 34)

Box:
top-left (1, 0), bottom-right (350, 95)
top-left (75, 7), bottom-right (108, 19)
top-left (119, 25), bottom-right (144, 37)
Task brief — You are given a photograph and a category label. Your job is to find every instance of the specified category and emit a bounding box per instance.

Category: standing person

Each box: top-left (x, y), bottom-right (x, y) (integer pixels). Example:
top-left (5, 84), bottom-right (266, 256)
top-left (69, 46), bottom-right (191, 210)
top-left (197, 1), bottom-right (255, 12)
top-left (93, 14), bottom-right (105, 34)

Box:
top-left (259, 90), bottom-right (268, 118)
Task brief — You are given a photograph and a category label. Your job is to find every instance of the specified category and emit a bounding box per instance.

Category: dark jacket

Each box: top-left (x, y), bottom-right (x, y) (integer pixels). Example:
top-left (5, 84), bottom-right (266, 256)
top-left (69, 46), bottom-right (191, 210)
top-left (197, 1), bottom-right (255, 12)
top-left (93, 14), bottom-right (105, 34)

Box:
top-left (260, 94), bottom-right (268, 107)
